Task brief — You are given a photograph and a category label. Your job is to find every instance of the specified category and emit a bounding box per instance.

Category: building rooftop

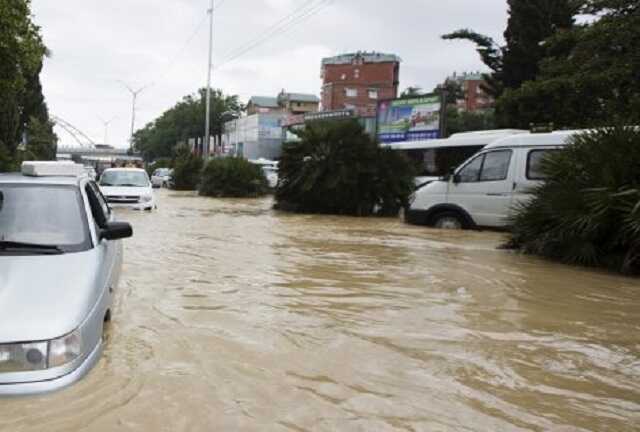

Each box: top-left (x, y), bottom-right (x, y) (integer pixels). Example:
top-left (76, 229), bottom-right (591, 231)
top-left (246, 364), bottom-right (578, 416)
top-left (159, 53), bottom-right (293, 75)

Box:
top-left (248, 96), bottom-right (280, 108)
top-left (322, 51), bottom-right (401, 66)
top-left (279, 92), bottom-right (320, 103)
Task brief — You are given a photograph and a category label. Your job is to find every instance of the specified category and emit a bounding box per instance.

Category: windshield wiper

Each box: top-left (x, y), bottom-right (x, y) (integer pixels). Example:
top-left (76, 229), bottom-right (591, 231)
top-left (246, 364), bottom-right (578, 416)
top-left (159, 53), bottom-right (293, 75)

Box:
top-left (0, 241), bottom-right (64, 254)
top-left (100, 182), bottom-right (114, 186)
top-left (118, 183), bottom-right (144, 187)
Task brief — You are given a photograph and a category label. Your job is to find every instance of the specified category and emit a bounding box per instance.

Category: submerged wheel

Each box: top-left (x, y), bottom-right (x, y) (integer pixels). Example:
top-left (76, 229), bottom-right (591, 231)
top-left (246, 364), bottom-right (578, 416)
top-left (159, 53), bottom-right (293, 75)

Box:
top-left (431, 211), bottom-right (466, 230)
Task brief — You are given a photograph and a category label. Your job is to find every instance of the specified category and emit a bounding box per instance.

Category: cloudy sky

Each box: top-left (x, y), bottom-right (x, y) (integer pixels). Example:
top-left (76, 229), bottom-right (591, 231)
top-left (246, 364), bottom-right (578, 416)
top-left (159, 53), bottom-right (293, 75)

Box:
top-left (31, 0), bottom-right (508, 149)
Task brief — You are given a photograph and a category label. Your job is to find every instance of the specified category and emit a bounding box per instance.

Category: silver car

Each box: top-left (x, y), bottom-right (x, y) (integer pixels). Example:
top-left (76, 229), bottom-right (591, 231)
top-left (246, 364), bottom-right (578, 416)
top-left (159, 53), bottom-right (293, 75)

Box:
top-left (0, 162), bottom-right (132, 396)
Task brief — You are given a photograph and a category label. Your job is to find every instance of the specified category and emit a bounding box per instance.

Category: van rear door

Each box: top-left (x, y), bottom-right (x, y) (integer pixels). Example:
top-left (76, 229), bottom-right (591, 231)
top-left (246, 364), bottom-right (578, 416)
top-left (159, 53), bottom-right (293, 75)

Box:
top-left (510, 147), bottom-right (562, 212)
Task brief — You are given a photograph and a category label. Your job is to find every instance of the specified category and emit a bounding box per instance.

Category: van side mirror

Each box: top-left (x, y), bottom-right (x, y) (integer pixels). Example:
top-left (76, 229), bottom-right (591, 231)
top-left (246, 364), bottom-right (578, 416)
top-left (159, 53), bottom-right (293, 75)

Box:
top-left (101, 222), bottom-right (133, 241)
top-left (452, 174), bottom-right (461, 184)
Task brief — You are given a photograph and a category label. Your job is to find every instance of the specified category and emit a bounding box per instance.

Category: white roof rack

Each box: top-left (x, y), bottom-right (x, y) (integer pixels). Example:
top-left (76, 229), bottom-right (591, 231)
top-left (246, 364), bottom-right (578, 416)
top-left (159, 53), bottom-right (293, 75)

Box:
top-left (21, 161), bottom-right (86, 177)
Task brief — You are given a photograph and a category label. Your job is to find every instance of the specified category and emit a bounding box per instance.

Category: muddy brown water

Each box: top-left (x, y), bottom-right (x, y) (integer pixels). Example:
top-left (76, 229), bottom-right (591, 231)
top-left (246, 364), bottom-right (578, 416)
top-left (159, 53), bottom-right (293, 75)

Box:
top-left (2, 190), bottom-right (640, 431)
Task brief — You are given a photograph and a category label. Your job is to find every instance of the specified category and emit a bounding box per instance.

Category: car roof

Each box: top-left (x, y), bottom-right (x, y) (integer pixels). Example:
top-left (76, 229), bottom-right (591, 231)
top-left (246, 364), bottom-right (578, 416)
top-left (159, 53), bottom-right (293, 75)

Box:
top-left (0, 172), bottom-right (84, 186)
top-left (103, 167), bottom-right (146, 173)
top-left (484, 130), bottom-right (585, 150)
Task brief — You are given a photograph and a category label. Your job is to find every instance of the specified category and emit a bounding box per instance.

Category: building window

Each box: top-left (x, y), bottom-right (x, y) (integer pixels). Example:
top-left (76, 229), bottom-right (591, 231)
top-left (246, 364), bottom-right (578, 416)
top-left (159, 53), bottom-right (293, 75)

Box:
top-left (345, 88), bottom-right (357, 98)
top-left (354, 69), bottom-right (360, 79)
top-left (368, 89), bottom-right (378, 100)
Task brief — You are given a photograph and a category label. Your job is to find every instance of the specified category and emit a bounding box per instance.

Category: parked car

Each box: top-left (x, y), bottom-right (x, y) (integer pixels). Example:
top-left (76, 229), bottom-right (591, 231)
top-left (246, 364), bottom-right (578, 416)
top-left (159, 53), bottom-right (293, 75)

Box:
top-left (99, 168), bottom-right (156, 210)
top-left (249, 159), bottom-right (279, 188)
top-left (151, 168), bottom-right (172, 188)
top-left (406, 130), bottom-right (576, 229)
top-left (0, 161), bottom-right (132, 395)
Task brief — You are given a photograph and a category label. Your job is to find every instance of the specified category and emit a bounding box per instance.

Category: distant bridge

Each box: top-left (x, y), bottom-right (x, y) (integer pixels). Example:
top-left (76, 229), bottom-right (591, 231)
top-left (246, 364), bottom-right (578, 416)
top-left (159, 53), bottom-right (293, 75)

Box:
top-left (56, 145), bottom-right (142, 162)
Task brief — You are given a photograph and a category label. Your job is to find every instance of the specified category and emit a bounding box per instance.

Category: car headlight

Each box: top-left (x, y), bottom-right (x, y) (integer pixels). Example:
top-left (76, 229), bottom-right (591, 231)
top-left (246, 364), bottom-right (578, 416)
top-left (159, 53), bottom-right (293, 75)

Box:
top-left (0, 328), bottom-right (83, 373)
top-left (141, 194), bottom-right (153, 202)
top-left (49, 328), bottom-right (82, 368)
top-left (0, 342), bottom-right (48, 372)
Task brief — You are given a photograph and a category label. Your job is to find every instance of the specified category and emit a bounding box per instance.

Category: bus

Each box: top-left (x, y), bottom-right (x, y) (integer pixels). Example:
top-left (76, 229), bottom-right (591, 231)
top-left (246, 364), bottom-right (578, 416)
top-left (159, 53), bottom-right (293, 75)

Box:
top-left (383, 129), bottom-right (528, 187)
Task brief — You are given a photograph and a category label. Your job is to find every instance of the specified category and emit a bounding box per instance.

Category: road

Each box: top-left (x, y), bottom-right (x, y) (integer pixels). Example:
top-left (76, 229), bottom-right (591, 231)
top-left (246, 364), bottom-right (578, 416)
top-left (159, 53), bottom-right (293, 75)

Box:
top-left (2, 190), bottom-right (640, 431)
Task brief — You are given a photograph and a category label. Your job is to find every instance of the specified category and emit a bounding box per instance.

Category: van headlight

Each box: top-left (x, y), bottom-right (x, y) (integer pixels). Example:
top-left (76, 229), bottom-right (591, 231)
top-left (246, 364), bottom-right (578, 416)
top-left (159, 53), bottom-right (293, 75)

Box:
top-left (0, 328), bottom-right (83, 373)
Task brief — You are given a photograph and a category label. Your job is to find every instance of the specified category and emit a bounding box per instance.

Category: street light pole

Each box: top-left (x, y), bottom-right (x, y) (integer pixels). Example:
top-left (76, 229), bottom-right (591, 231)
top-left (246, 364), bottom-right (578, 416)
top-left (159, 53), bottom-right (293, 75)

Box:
top-left (204, 0), bottom-right (214, 159)
top-left (120, 81), bottom-right (151, 151)
top-left (98, 116), bottom-right (117, 145)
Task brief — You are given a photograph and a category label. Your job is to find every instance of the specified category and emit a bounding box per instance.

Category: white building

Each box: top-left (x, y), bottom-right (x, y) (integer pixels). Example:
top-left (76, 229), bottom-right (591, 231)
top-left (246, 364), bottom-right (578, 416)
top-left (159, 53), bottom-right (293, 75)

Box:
top-left (223, 113), bottom-right (285, 160)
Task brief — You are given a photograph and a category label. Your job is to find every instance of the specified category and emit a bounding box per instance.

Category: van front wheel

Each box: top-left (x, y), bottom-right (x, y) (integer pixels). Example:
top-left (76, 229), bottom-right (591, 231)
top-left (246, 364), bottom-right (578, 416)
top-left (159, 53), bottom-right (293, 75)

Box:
top-left (430, 211), bottom-right (466, 230)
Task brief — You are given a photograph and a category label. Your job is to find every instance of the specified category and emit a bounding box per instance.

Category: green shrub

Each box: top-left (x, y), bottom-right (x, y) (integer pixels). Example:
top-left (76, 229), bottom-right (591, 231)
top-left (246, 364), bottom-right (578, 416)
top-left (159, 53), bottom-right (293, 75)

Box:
top-left (171, 144), bottom-right (203, 190)
top-left (275, 119), bottom-right (415, 216)
top-left (508, 126), bottom-right (640, 274)
top-left (199, 157), bottom-right (268, 198)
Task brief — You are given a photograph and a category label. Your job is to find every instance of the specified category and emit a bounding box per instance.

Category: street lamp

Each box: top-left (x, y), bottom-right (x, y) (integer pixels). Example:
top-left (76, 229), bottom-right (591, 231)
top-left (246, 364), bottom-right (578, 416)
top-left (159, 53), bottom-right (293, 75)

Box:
top-left (119, 81), bottom-right (152, 151)
top-left (98, 115), bottom-right (117, 145)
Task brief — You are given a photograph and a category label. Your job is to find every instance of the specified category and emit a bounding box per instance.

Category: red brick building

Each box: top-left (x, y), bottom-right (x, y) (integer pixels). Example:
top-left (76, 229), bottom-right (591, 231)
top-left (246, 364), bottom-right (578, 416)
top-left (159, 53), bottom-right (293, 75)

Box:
top-left (448, 72), bottom-right (494, 112)
top-left (320, 52), bottom-right (401, 112)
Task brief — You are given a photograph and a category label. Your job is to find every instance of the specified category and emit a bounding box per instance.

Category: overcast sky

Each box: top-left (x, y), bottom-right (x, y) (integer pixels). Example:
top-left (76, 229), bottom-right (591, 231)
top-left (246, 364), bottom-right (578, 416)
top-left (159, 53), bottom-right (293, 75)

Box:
top-left (31, 0), bottom-right (508, 149)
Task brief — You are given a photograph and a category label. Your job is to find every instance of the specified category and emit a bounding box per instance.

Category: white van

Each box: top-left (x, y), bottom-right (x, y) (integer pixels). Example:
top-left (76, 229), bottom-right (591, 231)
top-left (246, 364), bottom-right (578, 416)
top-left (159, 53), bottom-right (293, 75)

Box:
top-left (406, 130), bottom-right (580, 229)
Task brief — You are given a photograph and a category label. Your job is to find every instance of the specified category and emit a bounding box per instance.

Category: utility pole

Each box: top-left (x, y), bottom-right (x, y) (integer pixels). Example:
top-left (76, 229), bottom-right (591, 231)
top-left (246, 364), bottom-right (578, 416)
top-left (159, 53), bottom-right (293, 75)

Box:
top-left (120, 81), bottom-right (151, 151)
top-left (204, 0), bottom-right (214, 159)
top-left (98, 116), bottom-right (117, 145)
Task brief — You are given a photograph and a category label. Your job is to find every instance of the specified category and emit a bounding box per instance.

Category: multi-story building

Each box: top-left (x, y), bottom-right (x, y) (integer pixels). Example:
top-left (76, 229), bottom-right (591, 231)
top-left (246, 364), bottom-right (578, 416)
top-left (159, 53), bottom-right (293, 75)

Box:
top-left (447, 72), bottom-right (494, 112)
top-left (246, 91), bottom-right (319, 116)
top-left (225, 90), bottom-right (320, 159)
top-left (320, 52), bottom-right (401, 112)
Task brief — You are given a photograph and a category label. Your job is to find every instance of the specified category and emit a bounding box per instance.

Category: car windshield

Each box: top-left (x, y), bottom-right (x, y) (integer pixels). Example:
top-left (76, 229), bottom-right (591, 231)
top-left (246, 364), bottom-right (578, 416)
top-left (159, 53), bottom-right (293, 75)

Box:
top-left (0, 184), bottom-right (90, 253)
top-left (100, 171), bottom-right (149, 187)
top-left (154, 169), bottom-right (170, 176)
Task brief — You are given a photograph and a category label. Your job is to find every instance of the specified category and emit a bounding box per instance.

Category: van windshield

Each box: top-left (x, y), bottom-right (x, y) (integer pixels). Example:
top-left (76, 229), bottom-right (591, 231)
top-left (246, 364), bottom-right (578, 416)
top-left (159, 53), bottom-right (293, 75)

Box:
top-left (0, 185), bottom-right (90, 253)
top-left (101, 171), bottom-right (149, 187)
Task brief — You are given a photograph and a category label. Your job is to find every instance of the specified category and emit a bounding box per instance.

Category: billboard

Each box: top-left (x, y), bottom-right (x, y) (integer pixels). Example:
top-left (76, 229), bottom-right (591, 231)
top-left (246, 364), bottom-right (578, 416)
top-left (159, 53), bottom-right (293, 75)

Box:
top-left (377, 95), bottom-right (442, 143)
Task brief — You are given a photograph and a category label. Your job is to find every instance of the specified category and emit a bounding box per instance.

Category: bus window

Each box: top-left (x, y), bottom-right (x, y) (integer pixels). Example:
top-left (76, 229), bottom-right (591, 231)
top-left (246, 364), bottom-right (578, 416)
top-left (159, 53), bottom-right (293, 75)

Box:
top-left (403, 145), bottom-right (485, 177)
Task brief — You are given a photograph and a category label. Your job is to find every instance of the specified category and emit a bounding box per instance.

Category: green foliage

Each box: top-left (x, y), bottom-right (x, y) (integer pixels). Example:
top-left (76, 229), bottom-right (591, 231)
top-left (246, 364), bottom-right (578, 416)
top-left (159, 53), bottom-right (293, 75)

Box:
top-left (442, 1), bottom-right (578, 98)
top-left (400, 87), bottom-right (426, 98)
top-left (497, 5), bottom-right (640, 128)
top-left (508, 126), bottom-right (640, 274)
top-left (0, 0), bottom-right (53, 171)
top-left (23, 116), bottom-right (57, 161)
top-left (199, 157), bottom-right (268, 198)
top-left (275, 119), bottom-right (415, 216)
top-left (445, 107), bottom-right (496, 137)
top-left (134, 89), bottom-right (242, 161)
top-left (171, 144), bottom-right (203, 191)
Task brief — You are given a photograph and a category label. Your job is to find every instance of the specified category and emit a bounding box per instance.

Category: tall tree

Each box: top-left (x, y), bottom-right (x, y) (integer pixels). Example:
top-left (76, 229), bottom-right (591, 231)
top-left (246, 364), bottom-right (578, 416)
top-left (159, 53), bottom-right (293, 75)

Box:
top-left (442, 0), bottom-right (578, 98)
top-left (134, 88), bottom-right (243, 161)
top-left (498, 2), bottom-right (640, 128)
top-left (0, 0), bottom-right (54, 171)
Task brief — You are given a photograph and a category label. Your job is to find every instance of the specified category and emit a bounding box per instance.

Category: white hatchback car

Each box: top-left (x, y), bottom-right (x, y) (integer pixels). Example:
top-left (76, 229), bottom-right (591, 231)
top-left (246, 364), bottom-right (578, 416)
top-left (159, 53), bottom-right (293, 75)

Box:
top-left (99, 168), bottom-right (156, 211)
top-left (406, 130), bottom-right (577, 229)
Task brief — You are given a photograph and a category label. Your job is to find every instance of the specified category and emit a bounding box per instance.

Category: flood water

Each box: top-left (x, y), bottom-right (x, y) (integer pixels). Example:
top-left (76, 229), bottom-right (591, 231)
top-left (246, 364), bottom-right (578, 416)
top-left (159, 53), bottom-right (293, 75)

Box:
top-left (2, 190), bottom-right (640, 431)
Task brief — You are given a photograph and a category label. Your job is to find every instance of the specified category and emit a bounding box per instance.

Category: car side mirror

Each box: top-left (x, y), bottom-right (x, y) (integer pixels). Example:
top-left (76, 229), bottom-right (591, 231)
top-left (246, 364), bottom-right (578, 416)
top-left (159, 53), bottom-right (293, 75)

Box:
top-left (452, 174), bottom-right (461, 184)
top-left (101, 221), bottom-right (133, 241)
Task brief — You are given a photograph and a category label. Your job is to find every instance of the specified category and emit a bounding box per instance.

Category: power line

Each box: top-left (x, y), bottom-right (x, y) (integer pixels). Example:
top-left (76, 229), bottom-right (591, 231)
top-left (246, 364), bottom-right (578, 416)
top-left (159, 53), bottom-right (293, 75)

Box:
top-left (157, 0), bottom-right (228, 83)
top-left (214, 0), bottom-right (333, 71)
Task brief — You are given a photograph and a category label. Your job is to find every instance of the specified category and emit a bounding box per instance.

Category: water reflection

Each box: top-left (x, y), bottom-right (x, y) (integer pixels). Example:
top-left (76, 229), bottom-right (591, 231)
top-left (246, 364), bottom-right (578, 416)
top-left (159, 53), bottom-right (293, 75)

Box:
top-left (1, 190), bottom-right (639, 431)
